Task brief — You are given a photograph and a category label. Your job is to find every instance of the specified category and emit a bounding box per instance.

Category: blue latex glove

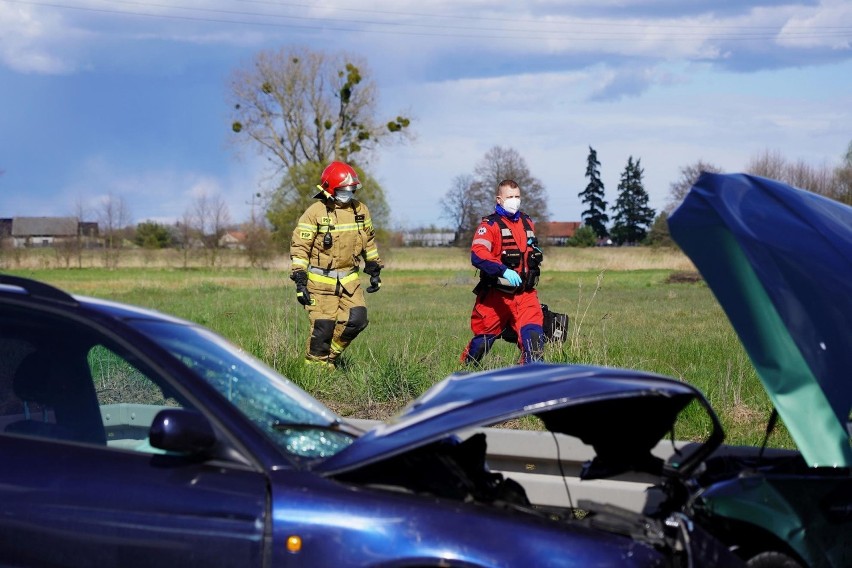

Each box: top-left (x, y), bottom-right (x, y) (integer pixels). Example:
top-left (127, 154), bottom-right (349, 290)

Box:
top-left (502, 268), bottom-right (522, 286)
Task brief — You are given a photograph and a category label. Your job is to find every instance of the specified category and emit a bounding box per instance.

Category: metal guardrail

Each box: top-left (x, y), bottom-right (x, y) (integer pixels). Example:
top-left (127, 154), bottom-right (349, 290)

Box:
top-left (93, 407), bottom-right (683, 513)
top-left (348, 419), bottom-right (686, 513)
top-left (95, 404), bottom-right (684, 512)
top-left (478, 427), bottom-right (685, 513)
top-left (97, 408), bottom-right (801, 515)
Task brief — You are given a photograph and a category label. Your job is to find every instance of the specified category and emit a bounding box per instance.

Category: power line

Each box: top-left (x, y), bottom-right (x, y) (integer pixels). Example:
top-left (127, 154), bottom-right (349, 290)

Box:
top-left (232, 0), bottom-right (852, 32)
top-left (3, 0), bottom-right (851, 42)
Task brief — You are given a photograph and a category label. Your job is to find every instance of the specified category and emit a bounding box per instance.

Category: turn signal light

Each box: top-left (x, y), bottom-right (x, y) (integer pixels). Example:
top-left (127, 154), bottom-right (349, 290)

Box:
top-left (286, 535), bottom-right (302, 553)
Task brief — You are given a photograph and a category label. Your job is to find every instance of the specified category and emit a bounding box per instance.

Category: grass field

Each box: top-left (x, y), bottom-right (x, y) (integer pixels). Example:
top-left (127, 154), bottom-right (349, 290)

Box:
top-left (2, 246), bottom-right (792, 449)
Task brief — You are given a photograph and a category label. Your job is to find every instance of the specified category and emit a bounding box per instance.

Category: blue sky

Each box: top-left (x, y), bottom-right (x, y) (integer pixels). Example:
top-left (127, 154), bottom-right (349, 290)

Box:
top-left (1, 0), bottom-right (851, 230)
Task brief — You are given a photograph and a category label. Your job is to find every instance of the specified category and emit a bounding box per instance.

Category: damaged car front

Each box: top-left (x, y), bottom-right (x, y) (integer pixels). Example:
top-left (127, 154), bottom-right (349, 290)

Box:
top-left (668, 173), bottom-right (852, 568)
top-left (312, 363), bottom-right (741, 568)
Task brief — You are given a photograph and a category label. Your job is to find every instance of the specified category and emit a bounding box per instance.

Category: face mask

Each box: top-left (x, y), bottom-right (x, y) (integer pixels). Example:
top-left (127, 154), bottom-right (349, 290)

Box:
top-left (335, 188), bottom-right (354, 204)
top-left (502, 197), bottom-right (521, 215)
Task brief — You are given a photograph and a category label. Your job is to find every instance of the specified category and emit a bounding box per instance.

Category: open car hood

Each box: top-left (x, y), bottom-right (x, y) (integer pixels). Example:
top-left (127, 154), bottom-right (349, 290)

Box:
top-left (669, 173), bottom-right (852, 468)
top-left (315, 363), bottom-right (722, 477)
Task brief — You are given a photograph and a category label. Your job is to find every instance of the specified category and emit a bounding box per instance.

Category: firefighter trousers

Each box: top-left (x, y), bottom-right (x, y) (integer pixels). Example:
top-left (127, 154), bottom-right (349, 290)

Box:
top-left (303, 283), bottom-right (368, 365)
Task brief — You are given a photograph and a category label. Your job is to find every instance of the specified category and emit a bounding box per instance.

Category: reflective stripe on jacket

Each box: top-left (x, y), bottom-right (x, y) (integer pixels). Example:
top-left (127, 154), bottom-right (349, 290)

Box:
top-left (471, 212), bottom-right (538, 294)
top-left (290, 199), bottom-right (381, 293)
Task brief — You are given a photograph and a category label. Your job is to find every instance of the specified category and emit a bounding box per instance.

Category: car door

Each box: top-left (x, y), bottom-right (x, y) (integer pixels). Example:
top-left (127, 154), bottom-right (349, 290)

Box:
top-left (0, 303), bottom-right (269, 568)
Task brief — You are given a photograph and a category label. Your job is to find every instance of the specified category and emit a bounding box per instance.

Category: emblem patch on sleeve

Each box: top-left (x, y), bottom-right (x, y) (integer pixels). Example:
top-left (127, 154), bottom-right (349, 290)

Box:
top-left (477, 227), bottom-right (487, 235)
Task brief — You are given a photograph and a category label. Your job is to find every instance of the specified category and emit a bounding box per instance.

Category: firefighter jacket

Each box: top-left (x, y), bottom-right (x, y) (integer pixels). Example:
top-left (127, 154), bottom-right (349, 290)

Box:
top-left (290, 198), bottom-right (382, 295)
top-left (471, 211), bottom-right (542, 294)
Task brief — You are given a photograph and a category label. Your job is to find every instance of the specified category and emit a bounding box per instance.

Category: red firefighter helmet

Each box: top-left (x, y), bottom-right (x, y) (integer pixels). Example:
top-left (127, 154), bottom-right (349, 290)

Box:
top-left (314, 161), bottom-right (362, 199)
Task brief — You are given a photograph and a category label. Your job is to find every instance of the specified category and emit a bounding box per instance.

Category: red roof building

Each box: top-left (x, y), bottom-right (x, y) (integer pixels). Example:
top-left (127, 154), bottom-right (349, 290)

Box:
top-left (541, 221), bottom-right (582, 246)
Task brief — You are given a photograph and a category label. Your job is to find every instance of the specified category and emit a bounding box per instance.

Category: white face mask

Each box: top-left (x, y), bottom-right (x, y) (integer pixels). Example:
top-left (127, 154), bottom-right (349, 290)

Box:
top-left (335, 188), bottom-right (354, 204)
top-left (502, 197), bottom-right (521, 215)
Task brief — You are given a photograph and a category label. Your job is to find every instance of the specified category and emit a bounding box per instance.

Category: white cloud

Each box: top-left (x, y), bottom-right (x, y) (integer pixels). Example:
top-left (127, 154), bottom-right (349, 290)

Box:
top-left (778, 0), bottom-right (852, 49)
top-left (2, 1), bottom-right (850, 232)
top-left (378, 55), bottom-right (852, 227)
top-left (4, 1), bottom-right (851, 78)
top-left (0, 4), bottom-right (79, 74)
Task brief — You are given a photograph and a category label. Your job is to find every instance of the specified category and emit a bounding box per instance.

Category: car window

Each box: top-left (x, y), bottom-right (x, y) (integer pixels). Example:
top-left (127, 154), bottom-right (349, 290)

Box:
top-left (88, 344), bottom-right (185, 453)
top-left (129, 319), bottom-right (354, 458)
top-left (0, 305), bottom-right (185, 454)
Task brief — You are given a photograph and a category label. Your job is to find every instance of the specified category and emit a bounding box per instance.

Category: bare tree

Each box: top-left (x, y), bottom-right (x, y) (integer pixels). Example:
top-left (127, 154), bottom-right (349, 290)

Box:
top-left (665, 160), bottom-right (724, 214)
top-left (53, 238), bottom-right (77, 268)
top-left (97, 193), bottom-right (131, 269)
top-left (450, 146), bottom-right (549, 245)
top-left (241, 193), bottom-right (274, 268)
top-left (834, 140), bottom-right (852, 205)
top-left (71, 195), bottom-right (92, 268)
top-left (746, 148), bottom-right (849, 204)
top-left (440, 174), bottom-right (478, 245)
top-left (228, 46), bottom-right (411, 175)
top-left (192, 192), bottom-right (231, 267)
top-left (442, 147), bottom-right (549, 246)
top-left (783, 158), bottom-right (835, 196)
top-left (746, 149), bottom-right (788, 181)
top-left (174, 211), bottom-right (197, 269)
top-left (474, 146), bottom-right (548, 221)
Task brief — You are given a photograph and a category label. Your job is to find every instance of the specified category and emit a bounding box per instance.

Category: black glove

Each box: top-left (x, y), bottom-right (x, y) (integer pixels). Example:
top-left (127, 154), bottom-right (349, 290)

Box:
top-left (290, 271), bottom-right (313, 306)
top-left (364, 261), bottom-right (382, 294)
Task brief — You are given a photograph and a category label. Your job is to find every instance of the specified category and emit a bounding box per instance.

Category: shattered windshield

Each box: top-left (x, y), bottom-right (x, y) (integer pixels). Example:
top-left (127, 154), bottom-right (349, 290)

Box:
top-left (129, 320), bottom-right (354, 459)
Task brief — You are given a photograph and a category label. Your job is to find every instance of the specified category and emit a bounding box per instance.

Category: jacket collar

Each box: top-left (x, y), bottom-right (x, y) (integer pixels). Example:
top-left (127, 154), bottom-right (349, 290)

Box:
top-left (495, 204), bottom-right (520, 221)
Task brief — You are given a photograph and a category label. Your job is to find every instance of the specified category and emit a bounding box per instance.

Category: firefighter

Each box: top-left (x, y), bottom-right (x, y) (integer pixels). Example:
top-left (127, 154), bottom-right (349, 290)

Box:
top-left (290, 161), bottom-right (383, 368)
top-left (461, 179), bottom-right (544, 365)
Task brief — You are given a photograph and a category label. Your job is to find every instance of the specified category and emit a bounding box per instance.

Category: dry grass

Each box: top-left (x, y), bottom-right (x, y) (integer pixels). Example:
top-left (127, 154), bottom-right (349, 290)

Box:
top-left (0, 248), bottom-right (287, 271)
top-left (386, 246), bottom-right (695, 272)
top-left (2, 245), bottom-right (694, 273)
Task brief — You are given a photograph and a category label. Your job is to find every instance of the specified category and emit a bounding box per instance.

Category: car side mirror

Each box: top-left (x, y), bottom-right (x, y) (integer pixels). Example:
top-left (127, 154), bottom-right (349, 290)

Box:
top-left (149, 408), bottom-right (216, 454)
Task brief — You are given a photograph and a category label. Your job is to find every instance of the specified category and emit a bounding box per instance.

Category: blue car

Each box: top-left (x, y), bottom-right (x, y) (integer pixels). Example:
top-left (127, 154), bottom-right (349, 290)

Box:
top-left (0, 274), bottom-right (739, 567)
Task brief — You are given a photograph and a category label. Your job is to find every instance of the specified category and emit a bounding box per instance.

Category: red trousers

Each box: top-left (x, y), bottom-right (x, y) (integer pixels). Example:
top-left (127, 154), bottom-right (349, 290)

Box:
top-left (462, 288), bottom-right (544, 364)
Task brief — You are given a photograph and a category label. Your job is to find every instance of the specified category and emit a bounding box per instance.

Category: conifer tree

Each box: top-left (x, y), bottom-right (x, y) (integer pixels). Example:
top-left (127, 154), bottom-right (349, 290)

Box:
top-left (611, 156), bottom-right (655, 245)
top-left (578, 147), bottom-right (609, 239)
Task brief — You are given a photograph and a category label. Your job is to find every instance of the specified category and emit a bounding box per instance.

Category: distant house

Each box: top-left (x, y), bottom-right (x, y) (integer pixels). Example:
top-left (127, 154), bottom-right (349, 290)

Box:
top-left (2, 217), bottom-right (100, 248)
top-left (541, 221), bottom-right (582, 246)
top-left (402, 230), bottom-right (456, 247)
top-left (219, 230), bottom-right (247, 250)
top-left (10, 217), bottom-right (77, 248)
top-left (0, 219), bottom-right (12, 239)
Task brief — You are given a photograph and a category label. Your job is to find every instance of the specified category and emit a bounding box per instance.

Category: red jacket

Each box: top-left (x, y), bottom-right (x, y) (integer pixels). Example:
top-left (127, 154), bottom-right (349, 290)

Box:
top-left (471, 212), bottom-right (540, 293)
